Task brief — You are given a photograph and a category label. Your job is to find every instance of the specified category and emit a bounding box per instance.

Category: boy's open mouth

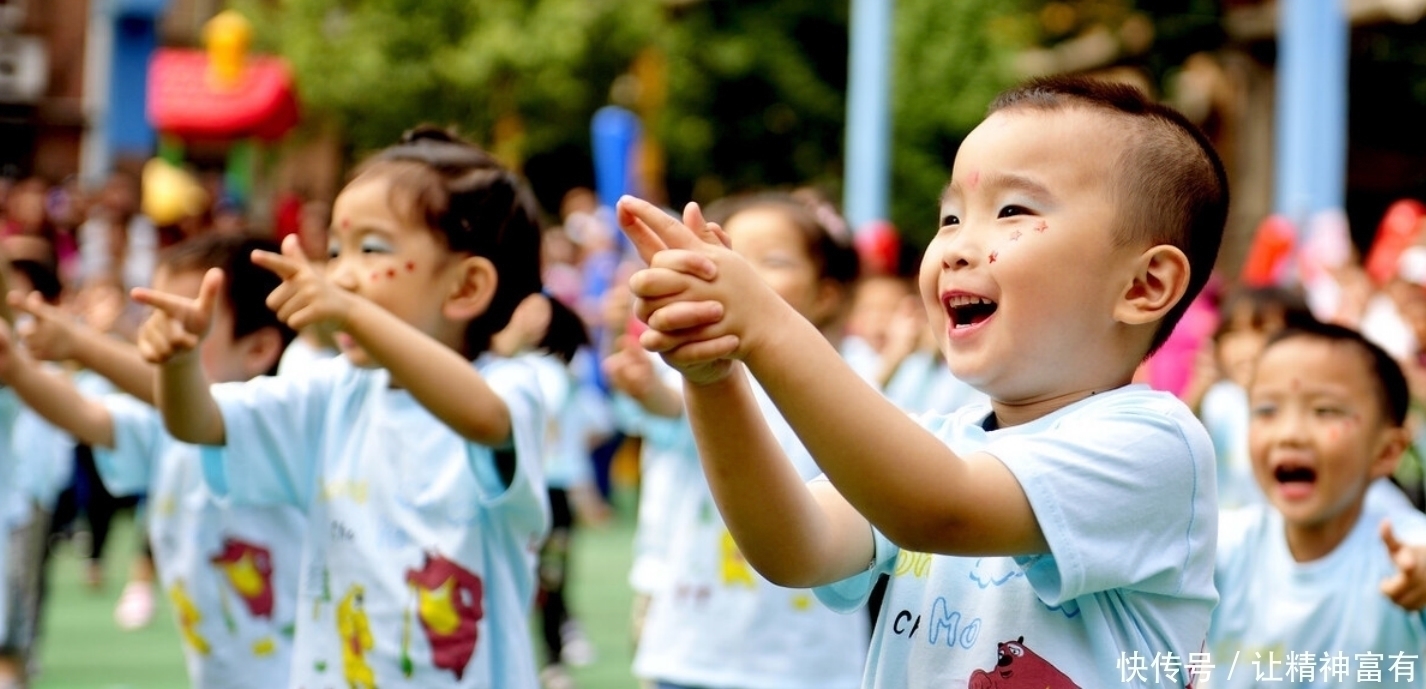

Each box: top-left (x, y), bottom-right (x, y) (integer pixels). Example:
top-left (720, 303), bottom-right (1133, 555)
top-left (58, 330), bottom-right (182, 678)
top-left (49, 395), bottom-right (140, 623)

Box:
top-left (946, 295), bottom-right (998, 329)
top-left (1277, 465), bottom-right (1317, 496)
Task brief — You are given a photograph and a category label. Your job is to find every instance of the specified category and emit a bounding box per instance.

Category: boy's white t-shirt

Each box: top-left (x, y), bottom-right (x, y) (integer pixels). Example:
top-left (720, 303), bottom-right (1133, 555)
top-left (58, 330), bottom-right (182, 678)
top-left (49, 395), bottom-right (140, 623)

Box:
top-left (94, 394), bottom-right (304, 689)
top-left (1209, 488), bottom-right (1426, 688)
top-left (816, 384), bottom-right (1218, 688)
top-left (633, 376), bottom-right (869, 689)
top-left (201, 355), bottom-right (549, 689)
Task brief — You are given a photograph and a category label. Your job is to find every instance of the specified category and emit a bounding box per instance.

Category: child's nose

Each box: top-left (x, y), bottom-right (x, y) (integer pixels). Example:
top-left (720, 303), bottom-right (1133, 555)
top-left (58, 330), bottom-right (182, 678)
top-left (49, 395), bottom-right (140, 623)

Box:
top-left (326, 257), bottom-right (359, 290)
top-left (937, 228), bottom-right (983, 271)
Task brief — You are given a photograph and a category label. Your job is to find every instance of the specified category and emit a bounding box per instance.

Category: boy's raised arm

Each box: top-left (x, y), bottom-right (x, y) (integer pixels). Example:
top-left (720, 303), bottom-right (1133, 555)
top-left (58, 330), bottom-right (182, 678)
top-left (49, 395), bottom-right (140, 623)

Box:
top-left (132, 270), bottom-right (227, 446)
top-left (619, 196), bottom-right (1048, 559)
top-left (0, 320), bottom-right (115, 448)
top-left (251, 236), bottom-right (512, 447)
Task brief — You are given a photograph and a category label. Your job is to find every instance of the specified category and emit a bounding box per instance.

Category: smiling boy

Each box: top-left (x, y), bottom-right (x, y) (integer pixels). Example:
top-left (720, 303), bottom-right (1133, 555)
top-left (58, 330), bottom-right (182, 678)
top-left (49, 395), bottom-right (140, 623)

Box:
top-left (615, 76), bottom-right (1227, 687)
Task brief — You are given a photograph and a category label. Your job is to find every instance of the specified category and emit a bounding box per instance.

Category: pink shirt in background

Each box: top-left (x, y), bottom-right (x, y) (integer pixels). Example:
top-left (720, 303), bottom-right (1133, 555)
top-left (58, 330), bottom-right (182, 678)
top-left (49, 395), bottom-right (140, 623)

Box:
top-left (1141, 291), bottom-right (1219, 398)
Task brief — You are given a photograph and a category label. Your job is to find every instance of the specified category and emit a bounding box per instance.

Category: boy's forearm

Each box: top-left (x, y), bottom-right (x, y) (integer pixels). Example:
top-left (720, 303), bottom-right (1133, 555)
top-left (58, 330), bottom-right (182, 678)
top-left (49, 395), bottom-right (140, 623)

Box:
top-left (344, 300), bottom-right (510, 446)
top-left (71, 331), bottom-right (156, 404)
top-left (740, 307), bottom-right (991, 552)
top-left (683, 367), bottom-right (851, 587)
top-left (156, 355), bottom-right (225, 445)
top-left (5, 356), bottom-right (114, 448)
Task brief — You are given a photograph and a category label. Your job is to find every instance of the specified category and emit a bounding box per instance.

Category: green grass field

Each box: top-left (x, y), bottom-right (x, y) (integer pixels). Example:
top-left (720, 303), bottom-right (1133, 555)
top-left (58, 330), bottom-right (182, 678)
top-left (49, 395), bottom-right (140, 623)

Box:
top-left (34, 497), bottom-right (641, 689)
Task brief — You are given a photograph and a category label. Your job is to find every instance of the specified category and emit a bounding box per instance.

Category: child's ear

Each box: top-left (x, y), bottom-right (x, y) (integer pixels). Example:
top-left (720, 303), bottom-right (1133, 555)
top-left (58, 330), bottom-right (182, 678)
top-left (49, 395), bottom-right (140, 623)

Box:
top-left (1113, 244), bottom-right (1190, 326)
top-left (1369, 426), bottom-right (1411, 481)
top-left (443, 255), bottom-right (498, 322)
top-left (240, 326), bottom-right (285, 378)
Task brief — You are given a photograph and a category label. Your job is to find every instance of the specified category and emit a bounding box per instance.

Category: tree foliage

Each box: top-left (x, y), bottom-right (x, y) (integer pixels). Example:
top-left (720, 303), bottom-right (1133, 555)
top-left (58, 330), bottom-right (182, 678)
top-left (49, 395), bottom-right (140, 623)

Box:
top-left (237, 0), bottom-right (660, 164)
top-left (237, 0), bottom-right (1026, 235)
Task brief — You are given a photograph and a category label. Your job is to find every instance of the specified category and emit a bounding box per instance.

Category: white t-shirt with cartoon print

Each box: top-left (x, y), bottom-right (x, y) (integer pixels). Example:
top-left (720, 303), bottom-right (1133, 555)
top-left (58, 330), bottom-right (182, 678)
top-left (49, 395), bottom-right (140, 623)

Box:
top-left (201, 355), bottom-right (549, 689)
top-left (816, 384), bottom-right (1218, 688)
top-left (95, 394), bottom-right (305, 689)
top-left (633, 376), bottom-right (869, 689)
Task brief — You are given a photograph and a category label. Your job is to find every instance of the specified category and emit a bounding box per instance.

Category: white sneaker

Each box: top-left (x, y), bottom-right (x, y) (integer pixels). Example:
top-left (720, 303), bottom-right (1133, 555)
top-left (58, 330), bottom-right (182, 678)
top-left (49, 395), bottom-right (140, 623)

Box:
top-left (539, 663), bottom-right (575, 689)
top-left (114, 581), bottom-right (156, 630)
top-left (559, 621), bottom-right (596, 667)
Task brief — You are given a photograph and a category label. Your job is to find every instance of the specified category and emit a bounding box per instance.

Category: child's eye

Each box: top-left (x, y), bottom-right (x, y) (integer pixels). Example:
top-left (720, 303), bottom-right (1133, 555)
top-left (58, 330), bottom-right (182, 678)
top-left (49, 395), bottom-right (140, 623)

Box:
top-left (1313, 406), bottom-right (1345, 418)
top-left (326, 243), bottom-right (341, 260)
top-left (1249, 404), bottom-right (1277, 419)
top-left (998, 205), bottom-right (1030, 219)
top-left (360, 238), bottom-right (394, 254)
top-left (940, 214), bottom-right (960, 227)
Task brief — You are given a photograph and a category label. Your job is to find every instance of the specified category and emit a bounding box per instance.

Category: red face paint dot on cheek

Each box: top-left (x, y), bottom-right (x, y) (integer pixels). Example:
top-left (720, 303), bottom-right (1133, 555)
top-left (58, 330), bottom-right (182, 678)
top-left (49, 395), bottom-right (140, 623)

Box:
top-left (370, 271), bottom-right (381, 281)
top-left (387, 268), bottom-right (397, 278)
top-left (406, 261), bottom-right (416, 272)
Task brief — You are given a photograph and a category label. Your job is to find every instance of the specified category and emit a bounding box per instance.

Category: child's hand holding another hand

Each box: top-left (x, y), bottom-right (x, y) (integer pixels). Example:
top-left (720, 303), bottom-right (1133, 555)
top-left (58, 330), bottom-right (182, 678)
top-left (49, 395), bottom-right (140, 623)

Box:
top-left (617, 196), bottom-right (790, 387)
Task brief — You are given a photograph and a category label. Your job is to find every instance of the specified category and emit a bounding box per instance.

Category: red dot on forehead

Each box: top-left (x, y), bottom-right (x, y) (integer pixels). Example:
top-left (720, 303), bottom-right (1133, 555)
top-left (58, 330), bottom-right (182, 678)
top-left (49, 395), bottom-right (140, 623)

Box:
top-left (966, 170), bottom-right (980, 190)
top-left (341, 218), bottom-right (351, 229)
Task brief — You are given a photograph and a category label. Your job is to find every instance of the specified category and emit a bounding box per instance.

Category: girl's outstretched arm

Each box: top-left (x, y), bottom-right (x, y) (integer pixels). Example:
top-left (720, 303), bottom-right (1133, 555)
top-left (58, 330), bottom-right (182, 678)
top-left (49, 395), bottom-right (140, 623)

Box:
top-left (252, 236), bottom-right (511, 446)
top-left (12, 291), bottom-right (157, 404)
top-left (132, 269), bottom-right (227, 445)
top-left (0, 320), bottom-right (114, 448)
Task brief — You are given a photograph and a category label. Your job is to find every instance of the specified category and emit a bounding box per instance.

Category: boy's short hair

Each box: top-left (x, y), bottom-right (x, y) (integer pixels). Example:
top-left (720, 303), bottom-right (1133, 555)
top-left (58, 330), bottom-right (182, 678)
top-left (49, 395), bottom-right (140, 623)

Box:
top-left (989, 76), bottom-right (1229, 355)
top-left (1262, 320), bottom-right (1408, 426)
top-left (159, 234), bottom-right (297, 362)
top-left (1213, 285), bottom-right (1314, 341)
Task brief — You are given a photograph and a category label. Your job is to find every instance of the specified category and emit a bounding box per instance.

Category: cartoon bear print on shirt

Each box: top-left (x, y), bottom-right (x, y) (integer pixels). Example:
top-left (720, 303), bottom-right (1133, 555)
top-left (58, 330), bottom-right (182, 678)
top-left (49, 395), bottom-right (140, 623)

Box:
top-left (968, 637), bottom-right (1079, 689)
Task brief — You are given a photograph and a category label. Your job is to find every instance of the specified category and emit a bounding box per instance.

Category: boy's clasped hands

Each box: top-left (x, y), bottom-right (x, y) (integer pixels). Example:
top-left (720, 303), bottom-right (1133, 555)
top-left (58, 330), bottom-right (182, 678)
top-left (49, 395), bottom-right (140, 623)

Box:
top-left (619, 195), bottom-right (773, 386)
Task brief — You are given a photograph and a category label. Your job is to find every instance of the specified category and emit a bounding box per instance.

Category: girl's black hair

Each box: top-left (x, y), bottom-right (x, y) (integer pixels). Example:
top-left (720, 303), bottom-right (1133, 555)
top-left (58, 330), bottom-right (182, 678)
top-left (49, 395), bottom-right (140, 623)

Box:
top-left (353, 125), bottom-right (544, 358)
top-left (536, 297), bottom-right (591, 365)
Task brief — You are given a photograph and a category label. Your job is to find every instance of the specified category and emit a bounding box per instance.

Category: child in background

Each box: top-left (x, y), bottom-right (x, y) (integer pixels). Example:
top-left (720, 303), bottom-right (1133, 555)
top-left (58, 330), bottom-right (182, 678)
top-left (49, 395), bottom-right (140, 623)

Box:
top-left (0, 233), bottom-right (304, 689)
top-left (1184, 286), bottom-right (1314, 509)
top-left (617, 76), bottom-right (1226, 686)
top-left (136, 127), bottom-right (551, 689)
top-left (1209, 321), bottom-right (1426, 688)
top-left (490, 293), bottom-right (608, 689)
top-left (0, 258), bottom-right (76, 688)
top-left (615, 192), bottom-right (870, 689)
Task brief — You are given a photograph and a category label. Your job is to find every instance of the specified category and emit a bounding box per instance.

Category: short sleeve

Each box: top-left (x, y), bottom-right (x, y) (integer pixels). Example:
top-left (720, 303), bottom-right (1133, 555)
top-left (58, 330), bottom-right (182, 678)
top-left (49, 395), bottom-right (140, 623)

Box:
top-left (472, 355), bottom-right (550, 538)
top-left (201, 364), bottom-right (342, 508)
top-left (987, 397), bottom-right (1214, 604)
top-left (93, 394), bottom-right (166, 497)
top-left (814, 524), bottom-right (899, 613)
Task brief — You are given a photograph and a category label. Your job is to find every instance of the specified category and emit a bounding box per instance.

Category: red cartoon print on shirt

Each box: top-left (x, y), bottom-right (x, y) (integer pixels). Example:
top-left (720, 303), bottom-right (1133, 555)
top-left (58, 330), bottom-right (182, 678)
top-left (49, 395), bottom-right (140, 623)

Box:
top-left (968, 637), bottom-right (1079, 688)
top-left (404, 552), bottom-right (484, 680)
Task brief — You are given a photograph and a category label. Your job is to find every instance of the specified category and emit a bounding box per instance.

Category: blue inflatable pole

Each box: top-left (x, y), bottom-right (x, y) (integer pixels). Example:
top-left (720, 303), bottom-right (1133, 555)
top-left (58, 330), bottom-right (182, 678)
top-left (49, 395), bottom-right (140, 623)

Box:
top-left (844, 0), bottom-right (893, 232)
top-left (1273, 0), bottom-right (1348, 241)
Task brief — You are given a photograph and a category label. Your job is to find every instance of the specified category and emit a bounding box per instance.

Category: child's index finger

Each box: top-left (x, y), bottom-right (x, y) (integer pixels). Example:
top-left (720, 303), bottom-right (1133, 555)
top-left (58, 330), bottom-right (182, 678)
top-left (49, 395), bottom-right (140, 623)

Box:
top-left (251, 248), bottom-right (300, 279)
top-left (131, 285), bottom-right (198, 316)
top-left (616, 196), bottom-right (671, 264)
top-left (1382, 518), bottom-right (1403, 554)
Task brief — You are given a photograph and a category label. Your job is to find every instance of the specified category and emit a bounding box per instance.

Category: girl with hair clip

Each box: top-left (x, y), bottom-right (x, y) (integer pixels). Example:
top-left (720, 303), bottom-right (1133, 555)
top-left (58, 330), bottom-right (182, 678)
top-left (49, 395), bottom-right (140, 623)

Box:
top-left (610, 192), bottom-right (870, 689)
top-left (134, 126), bottom-right (552, 689)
